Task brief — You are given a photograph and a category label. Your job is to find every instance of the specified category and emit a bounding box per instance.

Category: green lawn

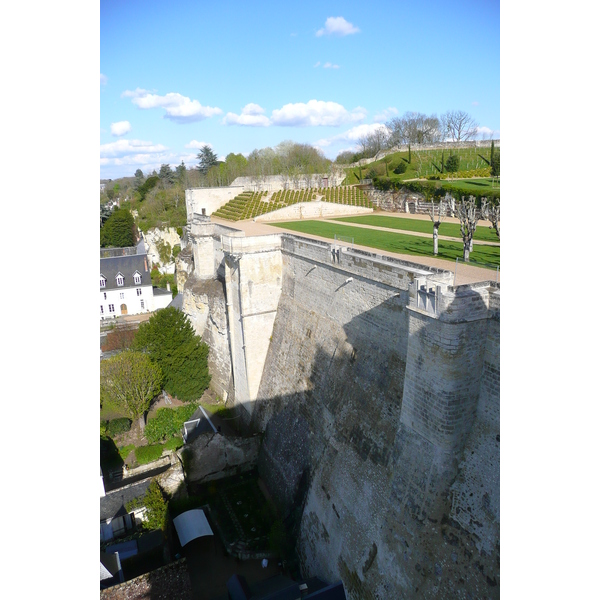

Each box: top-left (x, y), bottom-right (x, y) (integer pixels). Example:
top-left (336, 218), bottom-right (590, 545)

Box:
top-left (440, 178), bottom-right (500, 193)
top-left (271, 220), bottom-right (500, 267)
top-left (334, 215), bottom-right (499, 243)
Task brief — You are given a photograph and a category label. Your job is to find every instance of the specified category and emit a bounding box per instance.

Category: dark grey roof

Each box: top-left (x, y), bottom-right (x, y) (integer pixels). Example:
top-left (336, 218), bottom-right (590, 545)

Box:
top-left (100, 254), bottom-right (152, 291)
top-left (153, 286), bottom-right (172, 296)
top-left (168, 293), bottom-right (184, 310)
top-left (100, 479), bottom-right (151, 521)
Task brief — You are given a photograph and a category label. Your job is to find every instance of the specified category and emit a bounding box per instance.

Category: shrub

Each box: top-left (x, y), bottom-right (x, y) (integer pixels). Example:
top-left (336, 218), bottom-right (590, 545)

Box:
top-left (107, 418), bottom-right (132, 437)
top-left (135, 444), bottom-right (164, 465)
top-left (163, 436), bottom-right (184, 451)
top-left (127, 479), bottom-right (168, 531)
top-left (393, 162), bottom-right (407, 174)
top-left (100, 208), bottom-right (136, 248)
top-left (445, 154), bottom-right (460, 173)
top-left (491, 152), bottom-right (500, 177)
top-left (100, 420), bottom-right (108, 436)
top-left (144, 404), bottom-right (198, 444)
top-left (372, 176), bottom-right (393, 191)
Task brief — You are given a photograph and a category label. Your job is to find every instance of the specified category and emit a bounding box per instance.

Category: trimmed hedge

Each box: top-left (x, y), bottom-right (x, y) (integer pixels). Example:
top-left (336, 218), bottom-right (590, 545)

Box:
top-left (135, 444), bottom-right (164, 465)
top-left (372, 177), bottom-right (500, 202)
top-left (107, 418), bottom-right (132, 437)
top-left (163, 436), bottom-right (184, 451)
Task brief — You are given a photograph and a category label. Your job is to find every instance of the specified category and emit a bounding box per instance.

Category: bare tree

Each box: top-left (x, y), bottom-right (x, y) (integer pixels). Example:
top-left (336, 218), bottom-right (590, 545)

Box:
top-left (481, 197), bottom-right (500, 241)
top-left (386, 112), bottom-right (442, 146)
top-left (441, 110), bottom-right (479, 142)
top-left (357, 126), bottom-right (391, 158)
top-left (428, 195), bottom-right (450, 256)
top-left (457, 196), bottom-right (479, 261)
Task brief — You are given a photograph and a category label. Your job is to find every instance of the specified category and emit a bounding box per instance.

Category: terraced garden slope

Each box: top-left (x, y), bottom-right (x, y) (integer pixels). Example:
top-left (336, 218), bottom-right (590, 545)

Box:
top-left (212, 186), bottom-right (373, 221)
top-left (345, 145), bottom-right (500, 184)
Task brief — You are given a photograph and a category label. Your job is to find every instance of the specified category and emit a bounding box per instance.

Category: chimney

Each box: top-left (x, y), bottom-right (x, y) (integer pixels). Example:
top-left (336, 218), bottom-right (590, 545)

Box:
top-left (144, 257), bottom-right (148, 272)
top-left (167, 282), bottom-right (171, 292)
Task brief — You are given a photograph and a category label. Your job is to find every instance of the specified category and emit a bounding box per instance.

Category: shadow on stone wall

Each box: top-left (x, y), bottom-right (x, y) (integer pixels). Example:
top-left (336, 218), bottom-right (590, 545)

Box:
top-left (241, 289), bottom-right (499, 599)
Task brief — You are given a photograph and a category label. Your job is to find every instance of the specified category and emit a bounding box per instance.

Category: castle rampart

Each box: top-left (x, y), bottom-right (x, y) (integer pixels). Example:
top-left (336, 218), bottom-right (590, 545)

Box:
top-left (181, 217), bottom-right (499, 599)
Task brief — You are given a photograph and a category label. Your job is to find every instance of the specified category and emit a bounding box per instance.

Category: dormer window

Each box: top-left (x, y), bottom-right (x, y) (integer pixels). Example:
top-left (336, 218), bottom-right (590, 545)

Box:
top-left (133, 271), bottom-right (142, 285)
top-left (100, 275), bottom-right (106, 288)
top-left (116, 272), bottom-right (124, 287)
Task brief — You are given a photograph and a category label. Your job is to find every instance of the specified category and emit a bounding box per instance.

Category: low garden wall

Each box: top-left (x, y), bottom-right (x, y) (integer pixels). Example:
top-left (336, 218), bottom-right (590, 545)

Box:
top-left (255, 200), bottom-right (372, 222)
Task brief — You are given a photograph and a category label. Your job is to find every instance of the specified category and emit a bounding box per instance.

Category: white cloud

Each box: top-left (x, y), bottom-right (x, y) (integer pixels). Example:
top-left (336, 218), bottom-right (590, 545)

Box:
top-left (185, 140), bottom-right (213, 149)
top-left (472, 101), bottom-right (480, 106)
top-left (316, 17), bottom-right (360, 37)
top-left (122, 89), bottom-right (222, 123)
top-left (476, 126), bottom-right (499, 139)
top-left (110, 121), bottom-right (132, 136)
top-left (100, 138), bottom-right (168, 159)
top-left (223, 103), bottom-right (270, 127)
top-left (314, 61), bottom-right (321, 68)
top-left (100, 73), bottom-right (107, 85)
top-left (271, 100), bottom-right (366, 127)
top-left (323, 62), bottom-right (340, 69)
top-left (373, 107), bottom-right (398, 122)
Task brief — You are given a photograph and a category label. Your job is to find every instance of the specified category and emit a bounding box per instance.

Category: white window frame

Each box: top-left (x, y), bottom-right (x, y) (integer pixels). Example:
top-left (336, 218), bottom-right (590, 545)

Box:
top-left (100, 306), bottom-right (104, 314)
top-left (120, 292), bottom-right (125, 299)
top-left (136, 288), bottom-right (142, 296)
top-left (116, 273), bottom-right (124, 287)
top-left (108, 304), bottom-right (115, 313)
top-left (133, 272), bottom-right (142, 285)
top-left (140, 299), bottom-right (145, 309)
top-left (100, 277), bottom-right (106, 288)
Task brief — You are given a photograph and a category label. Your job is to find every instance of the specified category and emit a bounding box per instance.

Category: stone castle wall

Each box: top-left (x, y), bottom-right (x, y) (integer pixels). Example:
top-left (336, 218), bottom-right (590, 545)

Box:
top-left (181, 218), bottom-right (500, 599)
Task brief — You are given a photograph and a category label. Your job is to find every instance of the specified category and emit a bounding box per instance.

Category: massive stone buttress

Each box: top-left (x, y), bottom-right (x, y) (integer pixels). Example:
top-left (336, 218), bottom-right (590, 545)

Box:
top-left (182, 214), bottom-right (500, 599)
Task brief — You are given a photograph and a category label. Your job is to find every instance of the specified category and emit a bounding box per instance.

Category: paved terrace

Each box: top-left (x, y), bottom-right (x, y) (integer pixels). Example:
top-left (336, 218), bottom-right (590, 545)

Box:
top-left (209, 213), bottom-right (500, 287)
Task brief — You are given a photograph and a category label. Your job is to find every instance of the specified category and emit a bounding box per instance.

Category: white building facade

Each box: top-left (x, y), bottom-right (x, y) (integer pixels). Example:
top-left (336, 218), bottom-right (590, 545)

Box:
top-left (100, 246), bottom-right (171, 319)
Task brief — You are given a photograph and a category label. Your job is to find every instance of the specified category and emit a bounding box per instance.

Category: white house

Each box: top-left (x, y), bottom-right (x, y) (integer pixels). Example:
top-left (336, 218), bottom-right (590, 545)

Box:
top-left (100, 243), bottom-right (172, 319)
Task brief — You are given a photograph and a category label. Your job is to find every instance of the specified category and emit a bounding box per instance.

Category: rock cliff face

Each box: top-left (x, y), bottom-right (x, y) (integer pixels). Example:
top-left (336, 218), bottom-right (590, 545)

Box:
top-left (144, 227), bottom-right (182, 274)
top-left (181, 216), bottom-right (500, 599)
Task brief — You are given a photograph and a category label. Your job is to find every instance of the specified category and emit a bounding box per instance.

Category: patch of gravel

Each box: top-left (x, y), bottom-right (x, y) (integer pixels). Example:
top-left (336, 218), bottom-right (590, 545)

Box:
top-left (100, 559), bottom-right (193, 600)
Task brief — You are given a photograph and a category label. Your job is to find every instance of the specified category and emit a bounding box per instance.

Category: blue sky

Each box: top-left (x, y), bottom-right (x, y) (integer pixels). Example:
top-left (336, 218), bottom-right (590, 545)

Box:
top-left (100, 0), bottom-right (499, 180)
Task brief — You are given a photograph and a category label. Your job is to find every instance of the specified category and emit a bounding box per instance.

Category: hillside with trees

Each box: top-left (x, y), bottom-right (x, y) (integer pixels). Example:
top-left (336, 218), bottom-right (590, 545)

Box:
top-left (99, 116), bottom-right (494, 235)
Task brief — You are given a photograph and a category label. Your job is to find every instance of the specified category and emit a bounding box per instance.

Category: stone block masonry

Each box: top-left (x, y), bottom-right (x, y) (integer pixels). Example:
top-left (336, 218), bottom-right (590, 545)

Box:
top-left (182, 217), bottom-right (500, 599)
